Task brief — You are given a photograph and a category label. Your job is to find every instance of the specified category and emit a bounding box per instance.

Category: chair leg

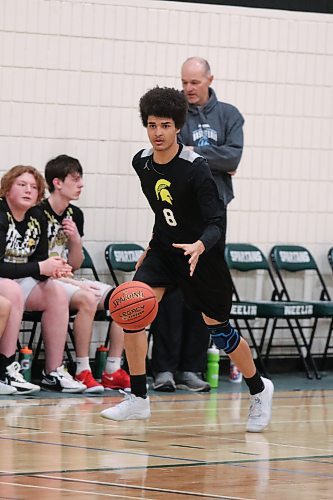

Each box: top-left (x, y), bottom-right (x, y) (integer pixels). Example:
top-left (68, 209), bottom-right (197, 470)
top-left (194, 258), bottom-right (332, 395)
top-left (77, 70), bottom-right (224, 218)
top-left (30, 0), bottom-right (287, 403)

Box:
top-left (34, 333), bottom-right (43, 362)
top-left (321, 318), bottom-right (333, 370)
top-left (104, 320), bottom-right (112, 348)
top-left (263, 318), bottom-right (277, 364)
top-left (308, 317), bottom-right (318, 353)
top-left (287, 319), bottom-right (313, 379)
top-left (294, 318), bottom-right (321, 379)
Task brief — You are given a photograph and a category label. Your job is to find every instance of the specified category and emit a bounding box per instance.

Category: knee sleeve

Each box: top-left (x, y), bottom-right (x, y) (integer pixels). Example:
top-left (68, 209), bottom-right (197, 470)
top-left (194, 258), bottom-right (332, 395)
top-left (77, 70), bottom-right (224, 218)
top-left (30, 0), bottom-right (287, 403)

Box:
top-left (208, 322), bottom-right (241, 354)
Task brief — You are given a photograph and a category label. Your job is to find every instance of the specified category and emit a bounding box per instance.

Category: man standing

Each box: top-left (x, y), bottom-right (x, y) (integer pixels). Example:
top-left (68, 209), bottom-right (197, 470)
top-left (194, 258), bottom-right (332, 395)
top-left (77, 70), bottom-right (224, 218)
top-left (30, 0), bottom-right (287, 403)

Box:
top-left (179, 56), bottom-right (244, 383)
top-left (179, 56), bottom-right (244, 223)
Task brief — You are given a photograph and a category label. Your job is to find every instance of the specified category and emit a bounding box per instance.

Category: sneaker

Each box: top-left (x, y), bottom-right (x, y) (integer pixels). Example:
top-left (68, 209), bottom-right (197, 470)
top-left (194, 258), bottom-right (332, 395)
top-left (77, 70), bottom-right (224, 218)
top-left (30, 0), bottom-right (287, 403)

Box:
top-left (6, 362), bottom-right (40, 395)
top-left (102, 368), bottom-right (130, 390)
top-left (75, 370), bottom-right (104, 394)
top-left (175, 371), bottom-right (211, 392)
top-left (228, 362), bottom-right (243, 384)
top-left (40, 365), bottom-right (86, 393)
top-left (153, 371), bottom-right (176, 392)
top-left (246, 377), bottom-right (274, 433)
top-left (100, 393), bottom-right (151, 421)
top-left (0, 376), bottom-right (17, 395)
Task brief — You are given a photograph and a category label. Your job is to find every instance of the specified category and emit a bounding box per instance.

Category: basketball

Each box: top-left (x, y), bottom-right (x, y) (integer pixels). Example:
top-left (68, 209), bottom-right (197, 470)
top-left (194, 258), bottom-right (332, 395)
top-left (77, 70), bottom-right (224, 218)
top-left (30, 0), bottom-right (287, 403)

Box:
top-left (109, 281), bottom-right (158, 331)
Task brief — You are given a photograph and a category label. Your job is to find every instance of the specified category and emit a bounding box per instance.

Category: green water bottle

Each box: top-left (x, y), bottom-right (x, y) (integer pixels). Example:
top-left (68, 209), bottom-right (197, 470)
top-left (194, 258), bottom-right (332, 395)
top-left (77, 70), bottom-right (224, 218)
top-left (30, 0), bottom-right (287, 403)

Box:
top-left (19, 346), bottom-right (33, 382)
top-left (206, 345), bottom-right (220, 388)
top-left (94, 345), bottom-right (108, 380)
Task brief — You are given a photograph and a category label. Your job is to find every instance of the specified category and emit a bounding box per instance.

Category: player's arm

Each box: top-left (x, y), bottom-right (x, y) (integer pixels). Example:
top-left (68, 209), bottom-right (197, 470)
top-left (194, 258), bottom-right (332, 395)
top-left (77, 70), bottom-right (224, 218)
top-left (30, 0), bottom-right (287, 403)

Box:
top-left (0, 216), bottom-right (42, 279)
top-left (62, 209), bottom-right (84, 270)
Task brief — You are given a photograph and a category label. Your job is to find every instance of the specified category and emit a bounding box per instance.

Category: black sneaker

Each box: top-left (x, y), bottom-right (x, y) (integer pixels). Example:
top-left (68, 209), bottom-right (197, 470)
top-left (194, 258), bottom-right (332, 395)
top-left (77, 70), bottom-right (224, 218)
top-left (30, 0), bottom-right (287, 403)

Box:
top-left (6, 362), bottom-right (40, 395)
top-left (40, 365), bottom-right (86, 393)
top-left (0, 376), bottom-right (17, 395)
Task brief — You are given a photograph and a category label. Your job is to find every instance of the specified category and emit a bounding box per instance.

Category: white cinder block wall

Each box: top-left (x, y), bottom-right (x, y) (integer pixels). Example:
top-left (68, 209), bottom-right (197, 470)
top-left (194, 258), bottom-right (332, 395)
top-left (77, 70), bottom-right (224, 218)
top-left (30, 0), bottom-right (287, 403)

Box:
top-left (0, 0), bottom-right (332, 355)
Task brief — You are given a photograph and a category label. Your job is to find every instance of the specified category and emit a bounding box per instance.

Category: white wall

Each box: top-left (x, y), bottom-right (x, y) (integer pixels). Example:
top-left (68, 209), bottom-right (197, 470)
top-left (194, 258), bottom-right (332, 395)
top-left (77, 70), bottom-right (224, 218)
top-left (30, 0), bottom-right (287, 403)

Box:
top-left (1, 0), bottom-right (332, 353)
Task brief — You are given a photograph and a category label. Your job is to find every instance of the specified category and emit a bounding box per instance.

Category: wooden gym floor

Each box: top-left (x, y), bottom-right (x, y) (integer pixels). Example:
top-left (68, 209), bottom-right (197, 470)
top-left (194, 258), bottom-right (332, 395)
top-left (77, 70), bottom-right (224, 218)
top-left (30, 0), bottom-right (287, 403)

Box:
top-left (0, 372), bottom-right (332, 499)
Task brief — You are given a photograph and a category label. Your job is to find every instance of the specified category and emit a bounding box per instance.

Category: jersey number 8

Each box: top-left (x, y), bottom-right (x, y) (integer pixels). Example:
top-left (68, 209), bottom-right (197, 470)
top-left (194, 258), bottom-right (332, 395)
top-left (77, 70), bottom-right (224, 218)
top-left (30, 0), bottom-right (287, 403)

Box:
top-left (163, 208), bottom-right (177, 227)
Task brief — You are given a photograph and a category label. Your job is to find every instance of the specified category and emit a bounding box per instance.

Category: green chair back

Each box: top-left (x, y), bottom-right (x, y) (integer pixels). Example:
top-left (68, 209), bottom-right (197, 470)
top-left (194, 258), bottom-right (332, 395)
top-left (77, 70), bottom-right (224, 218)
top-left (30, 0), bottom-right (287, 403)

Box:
top-left (224, 243), bottom-right (269, 272)
top-left (271, 245), bottom-right (317, 272)
top-left (105, 243), bottom-right (145, 285)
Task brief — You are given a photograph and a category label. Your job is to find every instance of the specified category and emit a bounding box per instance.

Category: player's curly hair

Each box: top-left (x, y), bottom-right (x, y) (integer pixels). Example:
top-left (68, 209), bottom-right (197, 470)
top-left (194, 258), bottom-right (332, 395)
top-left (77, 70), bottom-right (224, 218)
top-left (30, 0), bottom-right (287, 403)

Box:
top-left (0, 165), bottom-right (45, 203)
top-left (139, 86), bottom-right (188, 129)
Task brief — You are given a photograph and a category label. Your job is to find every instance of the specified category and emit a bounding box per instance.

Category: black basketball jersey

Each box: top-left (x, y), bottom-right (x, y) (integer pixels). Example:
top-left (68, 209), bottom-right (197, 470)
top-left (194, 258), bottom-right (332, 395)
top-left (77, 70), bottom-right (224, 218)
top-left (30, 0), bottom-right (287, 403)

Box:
top-left (0, 198), bottom-right (48, 279)
top-left (40, 199), bottom-right (84, 259)
top-left (132, 144), bottom-right (226, 253)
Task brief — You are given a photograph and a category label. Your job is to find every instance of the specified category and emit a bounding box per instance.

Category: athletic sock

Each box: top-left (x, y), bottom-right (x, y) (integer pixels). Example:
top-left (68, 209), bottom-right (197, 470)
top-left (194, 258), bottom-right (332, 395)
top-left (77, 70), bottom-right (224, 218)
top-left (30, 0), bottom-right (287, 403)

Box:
top-left (75, 357), bottom-right (91, 374)
top-left (105, 356), bottom-right (121, 374)
top-left (244, 370), bottom-right (265, 395)
top-left (130, 374), bottom-right (147, 398)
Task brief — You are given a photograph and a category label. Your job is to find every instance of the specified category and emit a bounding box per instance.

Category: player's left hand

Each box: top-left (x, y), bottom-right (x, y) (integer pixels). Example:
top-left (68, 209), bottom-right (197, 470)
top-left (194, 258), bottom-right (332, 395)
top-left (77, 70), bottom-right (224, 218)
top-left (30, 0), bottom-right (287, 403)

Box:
top-left (172, 240), bottom-right (205, 277)
top-left (62, 218), bottom-right (81, 242)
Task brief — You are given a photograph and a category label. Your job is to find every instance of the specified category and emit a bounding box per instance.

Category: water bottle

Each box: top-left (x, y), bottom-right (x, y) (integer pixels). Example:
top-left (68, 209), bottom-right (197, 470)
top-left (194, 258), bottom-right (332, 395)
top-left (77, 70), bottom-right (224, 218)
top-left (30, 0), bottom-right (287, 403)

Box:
top-left (205, 344), bottom-right (220, 388)
top-left (94, 345), bottom-right (108, 380)
top-left (19, 346), bottom-right (33, 382)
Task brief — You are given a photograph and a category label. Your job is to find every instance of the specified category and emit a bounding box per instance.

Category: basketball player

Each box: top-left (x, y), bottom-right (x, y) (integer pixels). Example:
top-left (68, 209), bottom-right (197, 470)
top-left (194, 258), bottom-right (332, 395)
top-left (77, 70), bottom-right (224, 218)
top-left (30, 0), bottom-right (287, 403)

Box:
top-left (101, 87), bottom-right (274, 433)
top-left (41, 155), bottom-right (130, 392)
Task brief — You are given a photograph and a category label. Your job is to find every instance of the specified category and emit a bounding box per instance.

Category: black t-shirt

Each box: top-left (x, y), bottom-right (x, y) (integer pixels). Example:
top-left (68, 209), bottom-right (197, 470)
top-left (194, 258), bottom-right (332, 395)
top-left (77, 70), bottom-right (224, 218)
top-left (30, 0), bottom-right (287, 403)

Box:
top-left (39, 199), bottom-right (84, 258)
top-left (132, 144), bottom-right (226, 253)
top-left (0, 198), bottom-right (48, 279)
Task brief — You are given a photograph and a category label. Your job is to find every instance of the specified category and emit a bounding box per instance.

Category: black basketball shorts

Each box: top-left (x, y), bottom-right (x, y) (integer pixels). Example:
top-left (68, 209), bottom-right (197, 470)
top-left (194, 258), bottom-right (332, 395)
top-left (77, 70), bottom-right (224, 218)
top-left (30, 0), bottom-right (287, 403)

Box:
top-left (134, 245), bottom-right (232, 322)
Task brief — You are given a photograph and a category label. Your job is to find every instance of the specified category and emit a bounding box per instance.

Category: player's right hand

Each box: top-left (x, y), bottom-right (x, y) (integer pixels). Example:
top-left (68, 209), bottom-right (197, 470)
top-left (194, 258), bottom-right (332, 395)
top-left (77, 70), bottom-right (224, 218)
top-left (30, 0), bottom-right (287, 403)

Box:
top-left (39, 256), bottom-right (73, 278)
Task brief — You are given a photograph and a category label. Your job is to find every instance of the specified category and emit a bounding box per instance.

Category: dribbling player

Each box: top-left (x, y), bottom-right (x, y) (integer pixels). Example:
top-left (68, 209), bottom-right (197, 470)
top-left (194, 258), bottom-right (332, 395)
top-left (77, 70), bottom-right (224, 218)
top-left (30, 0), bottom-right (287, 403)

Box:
top-left (101, 87), bottom-right (273, 432)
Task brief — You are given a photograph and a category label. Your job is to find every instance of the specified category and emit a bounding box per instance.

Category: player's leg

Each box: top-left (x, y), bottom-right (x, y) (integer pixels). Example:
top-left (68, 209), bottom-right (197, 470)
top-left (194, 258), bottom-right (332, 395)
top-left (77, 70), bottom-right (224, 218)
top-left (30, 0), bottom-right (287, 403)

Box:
top-left (101, 286), bottom-right (165, 421)
top-left (26, 280), bottom-right (85, 393)
top-left (204, 315), bottom-right (274, 432)
top-left (90, 283), bottom-right (131, 391)
top-left (68, 287), bottom-right (104, 393)
top-left (183, 249), bottom-right (273, 433)
top-left (0, 279), bottom-right (25, 395)
top-left (0, 295), bottom-right (11, 341)
top-left (102, 320), bottom-right (130, 390)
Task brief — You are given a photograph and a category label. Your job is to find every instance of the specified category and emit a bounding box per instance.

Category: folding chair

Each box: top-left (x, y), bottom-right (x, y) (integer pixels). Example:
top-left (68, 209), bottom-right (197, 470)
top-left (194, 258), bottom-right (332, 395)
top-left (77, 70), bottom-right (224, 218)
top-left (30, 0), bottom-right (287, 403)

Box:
top-left (225, 243), bottom-right (319, 379)
top-left (104, 243), bottom-right (145, 287)
top-left (18, 311), bottom-right (42, 352)
top-left (271, 245), bottom-right (333, 371)
top-left (325, 248), bottom-right (333, 365)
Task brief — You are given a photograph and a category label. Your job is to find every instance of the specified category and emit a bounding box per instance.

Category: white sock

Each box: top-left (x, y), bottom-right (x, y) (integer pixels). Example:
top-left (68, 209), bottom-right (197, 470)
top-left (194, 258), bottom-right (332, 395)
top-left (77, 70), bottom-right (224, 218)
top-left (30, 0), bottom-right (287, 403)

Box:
top-left (76, 357), bottom-right (91, 374)
top-left (105, 357), bottom-right (121, 374)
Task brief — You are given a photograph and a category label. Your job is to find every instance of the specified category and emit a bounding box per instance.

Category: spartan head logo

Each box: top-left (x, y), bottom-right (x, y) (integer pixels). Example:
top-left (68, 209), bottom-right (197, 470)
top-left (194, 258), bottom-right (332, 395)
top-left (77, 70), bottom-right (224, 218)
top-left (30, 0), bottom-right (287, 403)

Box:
top-left (155, 179), bottom-right (173, 205)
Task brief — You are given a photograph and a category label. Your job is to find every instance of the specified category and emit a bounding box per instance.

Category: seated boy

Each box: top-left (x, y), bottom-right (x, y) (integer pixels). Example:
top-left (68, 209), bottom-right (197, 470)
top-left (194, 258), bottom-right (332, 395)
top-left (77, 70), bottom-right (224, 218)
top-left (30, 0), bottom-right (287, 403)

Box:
top-left (40, 155), bottom-right (130, 392)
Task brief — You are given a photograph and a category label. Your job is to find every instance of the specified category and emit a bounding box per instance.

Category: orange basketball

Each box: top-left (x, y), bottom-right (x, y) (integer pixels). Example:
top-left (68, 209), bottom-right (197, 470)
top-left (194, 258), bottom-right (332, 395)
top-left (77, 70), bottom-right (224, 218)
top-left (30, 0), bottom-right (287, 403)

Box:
top-left (109, 281), bottom-right (158, 331)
